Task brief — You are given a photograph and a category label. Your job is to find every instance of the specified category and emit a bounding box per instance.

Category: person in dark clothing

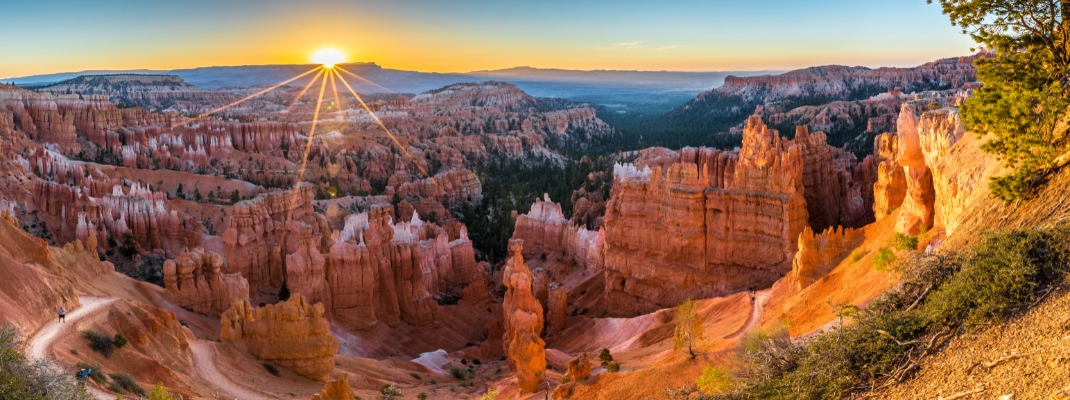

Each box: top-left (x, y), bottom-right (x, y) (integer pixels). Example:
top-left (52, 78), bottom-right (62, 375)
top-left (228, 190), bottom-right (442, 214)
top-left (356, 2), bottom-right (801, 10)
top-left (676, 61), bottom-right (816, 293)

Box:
top-left (58, 307), bottom-right (66, 323)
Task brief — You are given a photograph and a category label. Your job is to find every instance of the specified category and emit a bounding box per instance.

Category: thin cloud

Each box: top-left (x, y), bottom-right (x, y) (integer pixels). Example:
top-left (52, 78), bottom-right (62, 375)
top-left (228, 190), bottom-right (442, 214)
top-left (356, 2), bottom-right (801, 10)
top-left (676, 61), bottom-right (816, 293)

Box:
top-left (615, 41), bottom-right (647, 49)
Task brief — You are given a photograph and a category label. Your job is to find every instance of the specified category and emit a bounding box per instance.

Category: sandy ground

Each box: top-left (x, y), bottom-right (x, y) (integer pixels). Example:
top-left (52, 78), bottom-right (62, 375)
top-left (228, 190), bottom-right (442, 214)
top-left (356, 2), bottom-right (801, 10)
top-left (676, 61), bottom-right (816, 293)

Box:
top-left (27, 297), bottom-right (118, 400)
top-left (189, 339), bottom-right (282, 400)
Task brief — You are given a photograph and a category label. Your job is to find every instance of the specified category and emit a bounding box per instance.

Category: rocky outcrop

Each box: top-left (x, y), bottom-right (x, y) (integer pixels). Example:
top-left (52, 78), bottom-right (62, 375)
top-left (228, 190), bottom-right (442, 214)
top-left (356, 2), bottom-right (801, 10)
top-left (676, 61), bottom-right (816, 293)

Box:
top-left (564, 353), bottom-right (593, 381)
top-left (708, 55), bottom-right (979, 104)
top-left (871, 133), bottom-right (907, 219)
top-left (511, 194), bottom-right (605, 273)
top-left (220, 295), bottom-right (338, 381)
top-left (791, 226), bottom-right (862, 290)
top-left (501, 239), bottom-right (546, 393)
top-left (547, 285), bottom-right (568, 334)
top-left (793, 126), bottom-right (868, 229)
top-left (309, 374), bottom-right (355, 400)
top-left (603, 116), bottom-right (814, 314)
top-left (163, 248), bottom-right (249, 315)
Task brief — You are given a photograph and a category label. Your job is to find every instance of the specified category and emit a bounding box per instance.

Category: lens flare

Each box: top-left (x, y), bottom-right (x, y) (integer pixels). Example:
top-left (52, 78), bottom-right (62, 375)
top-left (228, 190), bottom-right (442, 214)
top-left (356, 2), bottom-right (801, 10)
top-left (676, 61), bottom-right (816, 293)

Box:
top-left (311, 48), bottom-right (346, 68)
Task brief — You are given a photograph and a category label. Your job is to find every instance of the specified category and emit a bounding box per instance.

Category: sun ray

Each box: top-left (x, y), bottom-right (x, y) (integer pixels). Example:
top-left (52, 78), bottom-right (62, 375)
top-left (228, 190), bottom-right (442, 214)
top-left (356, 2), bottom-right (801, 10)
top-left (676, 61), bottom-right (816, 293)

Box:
top-left (171, 66), bottom-right (321, 129)
top-left (287, 68), bottom-right (330, 223)
top-left (334, 71), bottom-right (429, 177)
top-left (286, 68), bottom-right (326, 110)
top-left (334, 66), bottom-right (396, 94)
top-left (328, 69), bottom-right (344, 113)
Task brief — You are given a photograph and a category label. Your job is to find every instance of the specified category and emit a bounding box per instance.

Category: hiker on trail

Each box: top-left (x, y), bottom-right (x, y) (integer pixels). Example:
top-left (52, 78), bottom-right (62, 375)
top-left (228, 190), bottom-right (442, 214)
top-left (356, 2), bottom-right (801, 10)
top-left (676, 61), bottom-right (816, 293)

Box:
top-left (748, 287), bottom-right (755, 303)
top-left (76, 368), bottom-right (91, 385)
top-left (58, 306), bottom-right (66, 323)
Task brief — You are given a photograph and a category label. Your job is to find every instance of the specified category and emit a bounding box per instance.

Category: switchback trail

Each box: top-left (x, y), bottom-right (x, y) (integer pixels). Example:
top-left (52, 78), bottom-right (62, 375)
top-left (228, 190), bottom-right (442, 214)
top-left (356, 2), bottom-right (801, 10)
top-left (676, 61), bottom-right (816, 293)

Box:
top-left (726, 289), bottom-right (771, 339)
top-left (27, 296), bottom-right (117, 400)
top-left (28, 296), bottom-right (278, 400)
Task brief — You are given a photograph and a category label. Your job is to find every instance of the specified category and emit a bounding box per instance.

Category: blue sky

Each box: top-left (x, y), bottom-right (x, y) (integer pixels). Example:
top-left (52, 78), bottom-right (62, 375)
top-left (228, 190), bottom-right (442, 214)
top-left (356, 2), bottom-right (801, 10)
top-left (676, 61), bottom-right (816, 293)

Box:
top-left (0, 0), bottom-right (977, 78)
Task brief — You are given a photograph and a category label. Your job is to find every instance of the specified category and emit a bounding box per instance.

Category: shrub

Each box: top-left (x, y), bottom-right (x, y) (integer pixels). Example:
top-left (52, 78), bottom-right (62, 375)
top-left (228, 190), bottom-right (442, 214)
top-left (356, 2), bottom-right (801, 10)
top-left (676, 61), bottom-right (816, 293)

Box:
top-left (379, 384), bottom-right (401, 400)
top-left (710, 224), bottom-right (1070, 399)
top-left (113, 333), bottom-right (128, 348)
top-left (480, 389), bottom-right (500, 400)
top-left (560, 375), bottom-right (573, 384)
top-left (0, 327), bottom-right (92, 397)
top-left (697, 365), bottom-right (733, 395)
top-left (76, 362), bottom-right (108, 384)
top-left (872, 247), bottom-right (897, 272)
top-left (108, 373), bottom-right (145, 396)
top-left (848, 249), bottom-right (868, 263)
top-left (449, 365), bottom-right (466, 379)
top-left (148, 383), bottom-right (175, 400)
top-left (598, 348), bottom-right (613, 367)
top-left (83, 330), bottom-right (115, 358)
top-left (606, 362), bottom-right (621, 372)
top-left (1, 324), bottom-right (92, 399)
top-left (925, 227), bottom-right (1067, 325)
top-left (262, 363), bottom-right (280, 376)
top-left (891, 232), bottom-right (919, 251)
top-left (417, 393), bottom-right (428, 400)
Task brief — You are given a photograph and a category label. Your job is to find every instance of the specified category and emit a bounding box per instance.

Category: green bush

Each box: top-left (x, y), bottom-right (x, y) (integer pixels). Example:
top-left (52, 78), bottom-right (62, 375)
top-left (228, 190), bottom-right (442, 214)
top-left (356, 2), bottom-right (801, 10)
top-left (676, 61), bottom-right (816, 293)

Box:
top-left (925, 228), bottom-right (1067, 325)
top-left (449, 365), bottom-right (466, 379)
top-left (83, 330), bottom-right (115, 358)
top-left (113, 333), bottom-right (128, 348)
top-left (148, 383), bottom-right (176, 400)
top-left (606, 362), bottom-right (621, 372)
top-left (75, 362), bottom-right (108, 384)
top-left (891, 233), bottom-right (919, 251)
top-left (1, 325), bottom-right (92, 400)
top-left (847, 249), bottom-right (868, 263)
top-left (872, 248), bottom-right (897, 272)
top-left (710, 224), bottom-right (1070, 399)
top-left (108, 373), bottom-right (145, 396)
top-left (598, 348), bottom-right (613, 367)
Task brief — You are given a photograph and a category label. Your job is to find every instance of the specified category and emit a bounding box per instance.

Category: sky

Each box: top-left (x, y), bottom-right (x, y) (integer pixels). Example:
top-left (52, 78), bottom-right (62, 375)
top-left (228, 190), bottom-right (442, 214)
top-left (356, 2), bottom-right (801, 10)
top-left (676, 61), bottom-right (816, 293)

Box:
top-left (0, 0), bottom-right (977, 79)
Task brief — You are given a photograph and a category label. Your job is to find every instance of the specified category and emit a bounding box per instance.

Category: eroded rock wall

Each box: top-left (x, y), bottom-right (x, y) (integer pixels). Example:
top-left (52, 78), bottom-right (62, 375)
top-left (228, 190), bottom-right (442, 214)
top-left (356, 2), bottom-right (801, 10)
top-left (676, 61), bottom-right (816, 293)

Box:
top-left (220, 295), bottom-right (338, 381)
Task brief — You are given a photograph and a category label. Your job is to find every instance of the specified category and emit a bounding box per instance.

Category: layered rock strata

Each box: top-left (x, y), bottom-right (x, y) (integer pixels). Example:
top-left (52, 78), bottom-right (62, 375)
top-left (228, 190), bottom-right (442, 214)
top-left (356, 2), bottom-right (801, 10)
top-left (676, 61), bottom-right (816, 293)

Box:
top-left (163, 248), bottom-right (250, 315)
top-left (603, 116), bottom-right (825, 313)
top-left (220, 295), bottom-right (339, 381)
top-left (791, 226), bottom-right (862, 290)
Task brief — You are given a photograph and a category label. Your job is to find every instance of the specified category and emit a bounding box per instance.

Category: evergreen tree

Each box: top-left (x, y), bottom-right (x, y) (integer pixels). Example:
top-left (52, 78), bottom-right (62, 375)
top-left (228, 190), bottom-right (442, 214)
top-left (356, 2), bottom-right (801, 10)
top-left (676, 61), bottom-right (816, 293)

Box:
top-left (930, 0), bottom-right (1070, 200)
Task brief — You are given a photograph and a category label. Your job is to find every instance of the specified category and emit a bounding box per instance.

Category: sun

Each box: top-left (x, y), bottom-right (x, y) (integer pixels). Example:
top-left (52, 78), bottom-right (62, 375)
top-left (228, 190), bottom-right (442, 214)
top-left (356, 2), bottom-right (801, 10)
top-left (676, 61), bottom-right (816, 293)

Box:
top-left (311, 48), bottom-right (346, 68)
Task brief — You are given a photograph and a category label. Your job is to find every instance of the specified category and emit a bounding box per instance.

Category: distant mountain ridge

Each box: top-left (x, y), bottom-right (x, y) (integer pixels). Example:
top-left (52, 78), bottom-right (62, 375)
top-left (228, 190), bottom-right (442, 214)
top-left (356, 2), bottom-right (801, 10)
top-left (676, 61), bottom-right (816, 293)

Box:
top-left (5, 63), bottom-right (774, 105)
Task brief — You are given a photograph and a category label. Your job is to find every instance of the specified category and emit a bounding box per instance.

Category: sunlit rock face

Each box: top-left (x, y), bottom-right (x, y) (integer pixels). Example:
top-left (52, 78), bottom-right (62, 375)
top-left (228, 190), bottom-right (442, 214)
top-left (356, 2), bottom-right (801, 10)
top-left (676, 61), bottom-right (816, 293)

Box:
top-left (220, 295), bottom-right (339, 381)
top-left (501, 239), bottom-right (547, 393)
top-left (603, 116), bottom-right (871, 314)
top-left (870, 133), bottom-right (907, 219)
top-left (791, 225), bottom-right (862, 290)
top-left (872, 91), bottom-right (1001, 237)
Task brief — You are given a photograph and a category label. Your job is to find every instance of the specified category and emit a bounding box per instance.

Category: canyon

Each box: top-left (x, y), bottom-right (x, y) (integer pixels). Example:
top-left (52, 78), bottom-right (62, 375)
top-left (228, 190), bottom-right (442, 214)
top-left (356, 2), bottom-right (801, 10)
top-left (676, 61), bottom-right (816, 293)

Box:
top-left (0, 50), bottom-right (1036, 399)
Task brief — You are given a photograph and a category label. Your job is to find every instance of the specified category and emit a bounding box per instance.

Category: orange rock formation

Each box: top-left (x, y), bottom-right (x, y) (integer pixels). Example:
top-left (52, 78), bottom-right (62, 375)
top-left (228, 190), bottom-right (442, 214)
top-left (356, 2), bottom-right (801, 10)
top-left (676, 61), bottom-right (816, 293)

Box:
top-left (220, 295), bottom-right (339, 381)
top-left (163, 248), bottom-right (250, 315)
top-left (501, 239), bottom-right (547, 393)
